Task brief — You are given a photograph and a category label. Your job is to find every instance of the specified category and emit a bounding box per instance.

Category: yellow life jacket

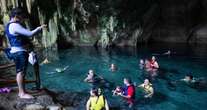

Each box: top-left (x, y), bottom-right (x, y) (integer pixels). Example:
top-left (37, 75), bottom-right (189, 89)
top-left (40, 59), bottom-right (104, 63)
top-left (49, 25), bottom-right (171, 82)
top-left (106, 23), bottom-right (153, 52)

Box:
top-left (90, 95), bottom-right (105, 110)
top-left (143, 83), bottom-right (153, 93)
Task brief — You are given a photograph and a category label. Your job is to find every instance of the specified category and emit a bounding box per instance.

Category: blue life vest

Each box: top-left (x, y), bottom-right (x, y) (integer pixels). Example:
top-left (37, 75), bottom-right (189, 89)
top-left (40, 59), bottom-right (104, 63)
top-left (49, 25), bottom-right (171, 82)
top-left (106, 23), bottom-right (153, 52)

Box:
top-left (5, 22), bottom-right (30, 47)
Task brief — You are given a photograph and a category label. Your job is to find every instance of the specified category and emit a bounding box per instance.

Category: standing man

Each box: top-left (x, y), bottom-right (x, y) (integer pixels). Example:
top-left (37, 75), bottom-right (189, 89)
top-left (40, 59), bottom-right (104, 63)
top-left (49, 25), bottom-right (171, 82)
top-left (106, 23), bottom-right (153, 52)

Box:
top-left (5, 7), bottom-right (46, 99)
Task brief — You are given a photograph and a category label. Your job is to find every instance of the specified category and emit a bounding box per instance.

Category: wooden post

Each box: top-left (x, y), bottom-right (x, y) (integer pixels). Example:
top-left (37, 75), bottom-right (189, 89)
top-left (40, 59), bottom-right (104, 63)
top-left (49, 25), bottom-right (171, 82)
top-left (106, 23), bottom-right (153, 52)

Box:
top-left (0, 80), bottom-right (37, 85)
top-left (33, 62), bottom-right (41, 89)
top-left (0, 48), bottom-right (41, 89)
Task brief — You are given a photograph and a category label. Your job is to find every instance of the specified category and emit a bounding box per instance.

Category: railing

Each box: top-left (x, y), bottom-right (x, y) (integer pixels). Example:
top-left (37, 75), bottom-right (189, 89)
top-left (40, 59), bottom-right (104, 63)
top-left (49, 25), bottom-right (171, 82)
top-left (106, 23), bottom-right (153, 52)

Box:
top-left (0, 47), bottom-right (41, 89)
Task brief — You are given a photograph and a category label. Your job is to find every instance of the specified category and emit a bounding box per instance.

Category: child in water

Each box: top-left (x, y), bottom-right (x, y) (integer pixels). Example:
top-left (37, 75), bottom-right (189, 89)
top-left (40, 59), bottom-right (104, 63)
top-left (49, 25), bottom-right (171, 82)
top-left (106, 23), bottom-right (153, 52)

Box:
top-left (112, 86), bottom-right (123, 96)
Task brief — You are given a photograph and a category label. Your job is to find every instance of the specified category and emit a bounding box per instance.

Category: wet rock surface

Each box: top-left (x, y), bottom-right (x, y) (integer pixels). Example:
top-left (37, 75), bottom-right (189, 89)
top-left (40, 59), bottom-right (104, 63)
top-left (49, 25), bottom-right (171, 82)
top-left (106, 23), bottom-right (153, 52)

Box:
top-left (0, 88), bottom-right (126, 110)
top-left (0, 89), bottom-right (56, 110)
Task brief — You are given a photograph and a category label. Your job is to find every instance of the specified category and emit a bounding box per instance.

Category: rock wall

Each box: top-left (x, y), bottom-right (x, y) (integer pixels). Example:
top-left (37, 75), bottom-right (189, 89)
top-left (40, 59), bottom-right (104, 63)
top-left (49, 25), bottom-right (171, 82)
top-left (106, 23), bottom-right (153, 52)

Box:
top-left (150, 0), bottom-right (207, 44)
top-left (0, 0), bottom-right (207, 49)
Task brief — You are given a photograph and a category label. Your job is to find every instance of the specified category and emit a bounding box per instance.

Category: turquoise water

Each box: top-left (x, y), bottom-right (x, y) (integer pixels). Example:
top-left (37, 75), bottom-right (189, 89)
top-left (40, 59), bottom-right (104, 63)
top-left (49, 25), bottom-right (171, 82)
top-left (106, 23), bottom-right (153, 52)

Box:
top-left (36, 44), bottom-right (207, 110)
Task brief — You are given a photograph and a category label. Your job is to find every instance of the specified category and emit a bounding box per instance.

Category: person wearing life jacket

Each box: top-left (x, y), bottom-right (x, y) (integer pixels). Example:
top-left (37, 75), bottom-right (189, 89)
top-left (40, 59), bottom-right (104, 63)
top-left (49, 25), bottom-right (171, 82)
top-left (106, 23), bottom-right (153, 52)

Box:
top-left (118, 78), bottom-right (136, 108)
top-left (86, 88), bottom-right (109, 110)
top-left (5, 7), bottom-right (46, 99)
top-left (138, 79), bottom-right (154, 98)
top-left (150, 56), bottom-right (159, 69)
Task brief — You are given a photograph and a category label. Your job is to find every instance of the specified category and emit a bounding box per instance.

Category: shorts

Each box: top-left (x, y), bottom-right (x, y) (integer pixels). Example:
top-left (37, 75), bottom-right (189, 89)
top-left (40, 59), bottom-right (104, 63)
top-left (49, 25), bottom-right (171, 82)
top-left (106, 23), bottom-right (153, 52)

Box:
top-left (12, 51), bottom-right (29, 74)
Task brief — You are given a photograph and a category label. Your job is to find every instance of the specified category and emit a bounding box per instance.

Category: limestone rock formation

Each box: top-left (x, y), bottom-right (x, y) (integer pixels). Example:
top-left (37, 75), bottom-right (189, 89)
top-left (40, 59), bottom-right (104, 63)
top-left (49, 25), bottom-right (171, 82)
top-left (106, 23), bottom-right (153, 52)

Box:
top-left (0, 0), bottom-right (207, 49)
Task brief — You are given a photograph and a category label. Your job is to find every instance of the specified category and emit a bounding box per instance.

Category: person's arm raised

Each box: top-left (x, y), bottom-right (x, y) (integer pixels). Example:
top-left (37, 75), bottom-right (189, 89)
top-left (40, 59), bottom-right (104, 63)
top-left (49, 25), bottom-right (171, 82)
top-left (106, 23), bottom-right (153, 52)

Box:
top-left (13, 23), bottom-right (46, 37)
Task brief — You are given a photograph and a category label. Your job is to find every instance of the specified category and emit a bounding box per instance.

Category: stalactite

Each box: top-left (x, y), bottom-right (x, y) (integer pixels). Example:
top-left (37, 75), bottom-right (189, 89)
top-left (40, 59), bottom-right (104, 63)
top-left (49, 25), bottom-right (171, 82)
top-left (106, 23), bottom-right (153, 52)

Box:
top-left (0, 0), bottom-right (8, 13)
top-left (71, 16), bottom-right (76, 31)
top-left (39, 11), bottom-right (59, 48)
top-left (0, 0), bottom-right (10, 25)
top-left (108, 16), bottom-right (117, 32)
top-left (56, 0), bottom-right (62, 18)
top-left (74, 0), bottom-right (90, 24)
top-left (98, 16), bottom-right (118, 48)
top-left (11, 0), bottom-right (19, 7)
top-left (11, 0), bottom-right (16, 8)
top-left (132, 27), bottom-right (143, 46)
top-left (71, 0), bottom-right (77, 31)
top-left (37, 6), bottom-right (47, 48)
top-left (26, 0), bottom-right (34, 14)
top-left (80, 30), bottom-right (91, 43)
top-left (48, 13), bottom-right (58, 47)
top-left (2, 14), bottom-right (10, 25)
top-left (100, 28), bottom-right (109, 48)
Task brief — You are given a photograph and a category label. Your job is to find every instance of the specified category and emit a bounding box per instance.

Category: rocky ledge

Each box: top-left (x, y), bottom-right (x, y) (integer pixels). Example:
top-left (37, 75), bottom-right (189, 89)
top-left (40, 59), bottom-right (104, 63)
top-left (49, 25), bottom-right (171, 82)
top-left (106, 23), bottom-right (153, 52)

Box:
top-left (0, 88), bottom-right (122, 110)
top-left (0, 88), bottom-right (88, 110)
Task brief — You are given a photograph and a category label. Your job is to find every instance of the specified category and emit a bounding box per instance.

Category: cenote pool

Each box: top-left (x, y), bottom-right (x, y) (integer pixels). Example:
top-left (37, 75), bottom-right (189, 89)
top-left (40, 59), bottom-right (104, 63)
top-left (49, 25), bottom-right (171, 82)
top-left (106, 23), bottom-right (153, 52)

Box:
top-left (32, 44), bottom-right (207, 110)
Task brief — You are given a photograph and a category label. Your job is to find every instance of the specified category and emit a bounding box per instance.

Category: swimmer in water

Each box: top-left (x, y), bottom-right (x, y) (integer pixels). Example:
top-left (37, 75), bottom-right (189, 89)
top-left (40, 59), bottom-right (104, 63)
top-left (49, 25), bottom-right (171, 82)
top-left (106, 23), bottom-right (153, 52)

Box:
top-left (84, 69), bottom-right (101, 83)
top-left (163, 50), bottom-right (171, 55)
top-left (112, 86), bottom-right (123, 96)
top-left (144, 59), bottom-right (151, 69)
top-left (181, 74), bottom-right (196, 83)
top-left (55, 66), bottom-right (69, 73)
top-left (110, 63), bottom-right (118, 72)
top-left (181, 74), bottom-right (207, 87)
top-left (138, 79), bottom-right (154, 98)
top-left (46, 65), bottom-right (69, 74)
top-left (150, 56), bottom-right (159, 69)
top-left (153, 50), bottom-right (175, 56)
top-left (84, 69), bottom-right (112, 89)
top-left (139, 59), bottom-right (145, 69)
top-left (40, 58), bottom-right (50, 65)
top-left (169, 74), bottom-right (207, 90)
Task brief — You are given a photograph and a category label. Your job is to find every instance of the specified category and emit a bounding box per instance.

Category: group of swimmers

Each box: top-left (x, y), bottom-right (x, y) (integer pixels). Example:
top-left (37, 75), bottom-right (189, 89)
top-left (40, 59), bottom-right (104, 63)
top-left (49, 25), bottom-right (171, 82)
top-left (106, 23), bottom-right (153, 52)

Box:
top-left (84, 55), bottom-right (207, 110)
top-left (84, 56), bottom-right (158, 109)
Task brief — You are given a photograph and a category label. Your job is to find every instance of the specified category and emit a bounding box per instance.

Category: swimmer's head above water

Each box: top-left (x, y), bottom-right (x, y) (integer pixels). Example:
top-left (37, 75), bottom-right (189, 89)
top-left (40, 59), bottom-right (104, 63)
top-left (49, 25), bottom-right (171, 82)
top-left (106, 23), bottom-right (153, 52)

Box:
top-left (152, 56), bottom-right (156, 62)
top-left (144, 79), bottom-right (151, 85)
top-left (90, 88), bottom-right (98, 96)
top-left (124, 78), bottom-right (132, 85)
top-left (184, 74), bottom-right (194, 82)
top-left (88, 69), bottom-right (94, 76)
top-left (140, 59), bottom-right (144, 65)
top-left (110, 63), bottom-right (117, 72)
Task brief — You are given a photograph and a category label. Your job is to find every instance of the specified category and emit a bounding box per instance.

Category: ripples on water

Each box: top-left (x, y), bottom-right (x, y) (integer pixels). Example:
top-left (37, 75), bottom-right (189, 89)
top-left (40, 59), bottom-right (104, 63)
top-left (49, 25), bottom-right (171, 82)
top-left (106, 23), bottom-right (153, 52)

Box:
top-left (30, 44), bottom-right (207, 110)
